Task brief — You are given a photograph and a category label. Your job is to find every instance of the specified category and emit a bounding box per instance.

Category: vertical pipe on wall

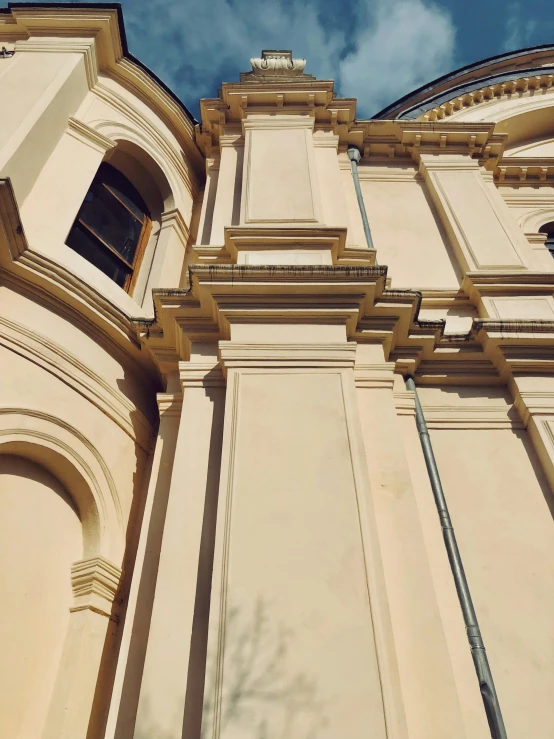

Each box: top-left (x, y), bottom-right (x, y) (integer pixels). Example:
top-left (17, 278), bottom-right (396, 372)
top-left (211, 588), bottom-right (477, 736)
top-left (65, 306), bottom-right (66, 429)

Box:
top-left (405, 375), bottom-right (508, 739)
top-left (347, 146), bottom-right (376, 253)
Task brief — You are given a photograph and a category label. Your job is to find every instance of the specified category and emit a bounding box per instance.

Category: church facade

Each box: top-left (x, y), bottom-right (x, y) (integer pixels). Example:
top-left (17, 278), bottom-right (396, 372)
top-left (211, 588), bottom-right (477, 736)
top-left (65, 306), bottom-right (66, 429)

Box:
top-left (1, 4), bottom-right (554, 739)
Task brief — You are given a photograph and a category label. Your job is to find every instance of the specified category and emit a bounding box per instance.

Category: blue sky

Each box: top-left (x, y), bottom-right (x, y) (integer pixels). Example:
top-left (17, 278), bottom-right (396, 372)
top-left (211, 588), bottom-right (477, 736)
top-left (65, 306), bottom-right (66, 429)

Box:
top-left (5, 0), bottom-right (554, 118)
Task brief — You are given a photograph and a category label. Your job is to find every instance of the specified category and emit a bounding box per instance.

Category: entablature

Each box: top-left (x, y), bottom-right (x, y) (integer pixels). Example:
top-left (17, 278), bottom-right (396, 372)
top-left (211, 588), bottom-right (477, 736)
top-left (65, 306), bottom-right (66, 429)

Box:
top-left (345, 121), bottom-right (506, 165)
top-left (495, 158), bottom-right (554, 184)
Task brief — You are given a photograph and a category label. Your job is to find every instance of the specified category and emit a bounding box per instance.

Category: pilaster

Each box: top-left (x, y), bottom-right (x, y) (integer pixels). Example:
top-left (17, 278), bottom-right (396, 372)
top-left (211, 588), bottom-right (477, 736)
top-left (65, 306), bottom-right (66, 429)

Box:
top-left (140, 207), bottom-right (190, 309)
top-left (419, 154), bottom-right (531, 272)
top-left (133, 350), bottom-right (226, 739)
top-left (354, 349), bottom-right (469, 739)
top-left (43, 555), bottom-right (122, 739)
top-left (210, 129), bottom-right (244, 244)
top-left (512, 375), bottom-right (554, 494)
top-left (104, 390), bottom-right (182, 739)
top-left (201, 338), bottom-right (391, 739)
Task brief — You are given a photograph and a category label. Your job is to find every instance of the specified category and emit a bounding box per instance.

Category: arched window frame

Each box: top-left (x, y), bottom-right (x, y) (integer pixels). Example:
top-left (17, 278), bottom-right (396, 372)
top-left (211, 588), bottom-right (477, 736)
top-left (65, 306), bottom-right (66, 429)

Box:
top-left (539, 221), bottom-right (554, 258)
top-left (65, 162), bottom-right (152, 294)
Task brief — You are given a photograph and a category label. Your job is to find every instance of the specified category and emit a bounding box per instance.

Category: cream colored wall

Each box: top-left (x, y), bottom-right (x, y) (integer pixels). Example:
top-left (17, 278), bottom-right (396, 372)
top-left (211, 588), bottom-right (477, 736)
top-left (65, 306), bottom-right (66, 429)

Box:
top-left (0, 33), bottom-right (199, 318)
top-left (358, 166), bottom-right (461, 288)
top-left (410, 385), bottom-right (554, 739)
top-left (3, 16), bottom-right (554, 739)
top-left (0, 455), bottom-right (82, 739)
top-left (0, 48), bottom-right (89, 204)
top-left (0, 279), bottom-right (155, 736)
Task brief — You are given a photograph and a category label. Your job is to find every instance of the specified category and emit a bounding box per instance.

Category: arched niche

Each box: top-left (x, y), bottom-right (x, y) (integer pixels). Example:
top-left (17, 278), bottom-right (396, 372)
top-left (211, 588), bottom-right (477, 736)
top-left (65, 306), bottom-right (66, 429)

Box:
top-left (0, 454), bottom-right (81, 739)
top-left (0, 409), bottom-right (124, 738)
top-left (86, 121), bottom-right (191, 305)
top-left (519, 208), bottom-right (554, 234)
top-left (93, 120), bottom-right (182, 211)
top-left (0, 408), bottom-right (123, 562)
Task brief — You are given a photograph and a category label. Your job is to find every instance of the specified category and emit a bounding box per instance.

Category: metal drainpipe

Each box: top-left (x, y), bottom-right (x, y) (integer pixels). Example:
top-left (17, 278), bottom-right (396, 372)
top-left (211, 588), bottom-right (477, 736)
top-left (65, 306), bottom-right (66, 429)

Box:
top-left (347, 146), bottom-right (376, 257)
top-left (405, 375), bottom-right (508, 739)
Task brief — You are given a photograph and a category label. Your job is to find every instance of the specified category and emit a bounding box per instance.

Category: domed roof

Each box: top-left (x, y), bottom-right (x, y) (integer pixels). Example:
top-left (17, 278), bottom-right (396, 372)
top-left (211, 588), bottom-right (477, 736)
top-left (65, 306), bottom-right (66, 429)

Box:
top-left (373, 44), bottom-right (554, 120)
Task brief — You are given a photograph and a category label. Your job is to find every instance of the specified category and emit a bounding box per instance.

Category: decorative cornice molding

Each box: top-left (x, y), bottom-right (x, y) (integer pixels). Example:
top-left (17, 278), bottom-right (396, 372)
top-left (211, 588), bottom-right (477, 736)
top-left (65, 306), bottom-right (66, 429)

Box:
top-left (354, 362), bottom-right (396, 389)
top-left (189, 226), bottom-right (376, 268)
top-left (66, 116), bottom-right (116, 155)
top-left (464, 271), bottom-right (554, 298)
top-left (156, 392), bottom-right (183, 417)
top-left (179, 361), bottom-right (225, 387)
top-left (14, 36), bottom-right (99, 87)
top-left (513, 390), bottom-right (554, 426)
top-left (346, 120), bottom-right (506, 165)
top-left (219, 341), bottom-right (357, 373)
top-left (160, 207), bottom-right (190, 246)
top-left (419, 73), bottom-right (554, 122)
top-left (71, 556), bottom-right (122, 620)
top-left (494, 157), bottom-right (554, 184)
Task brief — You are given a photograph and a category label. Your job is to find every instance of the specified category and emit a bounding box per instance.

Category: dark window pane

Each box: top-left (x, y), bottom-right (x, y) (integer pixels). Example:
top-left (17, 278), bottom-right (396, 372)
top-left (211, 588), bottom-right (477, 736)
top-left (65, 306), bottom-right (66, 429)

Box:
top-left (78, 182), bottom-right (142, 264)
top-left (540, 223), bottom-right (554, 258)
top-left (66, 222), bottom-right (130, 287)
top-left (105, 183), bottom-right (146, 222)
top-left (99, 162), bottom-right (149, 221)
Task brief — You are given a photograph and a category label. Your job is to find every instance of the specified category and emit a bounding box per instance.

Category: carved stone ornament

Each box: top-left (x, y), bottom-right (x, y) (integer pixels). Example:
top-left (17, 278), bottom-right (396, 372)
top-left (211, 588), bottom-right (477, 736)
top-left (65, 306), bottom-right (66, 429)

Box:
top-left (241, 50), bottom-right (314, 82)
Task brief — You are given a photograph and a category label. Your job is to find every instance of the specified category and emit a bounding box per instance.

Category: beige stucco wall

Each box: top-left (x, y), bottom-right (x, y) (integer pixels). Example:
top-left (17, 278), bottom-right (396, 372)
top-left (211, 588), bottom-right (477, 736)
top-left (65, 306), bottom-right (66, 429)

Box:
top-left (0, 455), bottom-right (81, 739)
top-left (2, 11), bottom-right (554, 739)
top-left (358, 165), bottom-right (461, 288)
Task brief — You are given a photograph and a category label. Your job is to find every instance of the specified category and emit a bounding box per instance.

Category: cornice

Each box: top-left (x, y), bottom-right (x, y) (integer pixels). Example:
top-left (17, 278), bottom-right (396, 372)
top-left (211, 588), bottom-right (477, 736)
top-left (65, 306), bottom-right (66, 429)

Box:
top-left (197, 80), bottom-right (356, 153)
top-left (71, 556), bottom-right (121, 620)
top-left (189, 226), bottom-right (376, 267)
top-left (346, 121), bottom-right (506, 165)
top-left (15, 36), bottom-right (99, 87)
top-left (179, 360), bottom-right (225, 387)
top-left (67, 116), bottom-right (117, 155)
top-left (494, 158), bottom-right (554, 185)
top-left (160, 207), bottom-right (190, 245)
top-left (219, 341), bottom-right (357, 374)
top-left (417, 72), bottom-right (554, 123)
top-left (502, 193), bottom-right (554, 207)
top-left (156, 392), bottom-right (182, 417)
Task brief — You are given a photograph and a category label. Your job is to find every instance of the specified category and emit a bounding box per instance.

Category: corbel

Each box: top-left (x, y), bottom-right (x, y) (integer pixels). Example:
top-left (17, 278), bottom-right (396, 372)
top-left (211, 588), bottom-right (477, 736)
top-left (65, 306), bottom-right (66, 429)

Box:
top-left (70, 556), bottom-right (122, 621)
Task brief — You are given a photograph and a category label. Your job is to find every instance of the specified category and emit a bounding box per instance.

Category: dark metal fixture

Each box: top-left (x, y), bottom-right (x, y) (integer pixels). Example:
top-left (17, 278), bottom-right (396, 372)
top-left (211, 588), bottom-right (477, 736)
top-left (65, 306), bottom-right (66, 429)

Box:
top-left (405, 375), bottom-right (508, 739)
top-left (347, 146), bottom-right (376, 255)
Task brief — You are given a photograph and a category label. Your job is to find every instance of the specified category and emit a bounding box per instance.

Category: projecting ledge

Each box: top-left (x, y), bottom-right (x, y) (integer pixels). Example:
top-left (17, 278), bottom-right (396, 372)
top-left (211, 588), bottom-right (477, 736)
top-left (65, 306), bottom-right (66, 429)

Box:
top-left (191, 226), bottom-right (377, 266)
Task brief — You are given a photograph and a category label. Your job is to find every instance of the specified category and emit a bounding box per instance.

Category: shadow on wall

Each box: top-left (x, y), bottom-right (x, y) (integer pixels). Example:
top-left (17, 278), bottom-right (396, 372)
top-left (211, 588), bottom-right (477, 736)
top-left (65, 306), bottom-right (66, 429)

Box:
top-left (135, 598), bottom-right (325, 739)
top-left (84, 360), bottom-right (162, 739)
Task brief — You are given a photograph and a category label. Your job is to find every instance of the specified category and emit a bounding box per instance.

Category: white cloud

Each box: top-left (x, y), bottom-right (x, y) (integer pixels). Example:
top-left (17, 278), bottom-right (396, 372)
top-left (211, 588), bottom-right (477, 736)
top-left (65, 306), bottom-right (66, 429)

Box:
top-left (503, 2), bottom-right (538, 52)
top-left (338, 0), bottom-right (456, 115)
top-left (123, 0), bottom-right (456, 117)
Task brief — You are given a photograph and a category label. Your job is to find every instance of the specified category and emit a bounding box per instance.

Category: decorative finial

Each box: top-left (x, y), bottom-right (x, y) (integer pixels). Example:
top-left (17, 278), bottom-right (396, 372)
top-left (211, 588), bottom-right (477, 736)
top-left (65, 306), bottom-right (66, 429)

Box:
top-left (250, 50), bottom-right (306, 77)
top-left (240, 50), bottom-right (314, 82)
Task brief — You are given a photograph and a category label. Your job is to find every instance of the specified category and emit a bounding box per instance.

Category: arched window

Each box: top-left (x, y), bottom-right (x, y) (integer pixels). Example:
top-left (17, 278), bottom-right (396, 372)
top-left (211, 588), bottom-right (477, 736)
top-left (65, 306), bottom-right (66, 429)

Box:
top-left (539, 221), bottom-right (554, 258)
top-left (65, 162), bottom-right (151, 292)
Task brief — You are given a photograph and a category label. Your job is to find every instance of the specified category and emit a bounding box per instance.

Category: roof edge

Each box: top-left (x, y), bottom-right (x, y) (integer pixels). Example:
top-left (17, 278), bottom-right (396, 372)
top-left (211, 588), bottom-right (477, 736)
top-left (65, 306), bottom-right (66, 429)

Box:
top-left (6, 2), bottom-right (198, 125)
top-left (372, 43), bottom-right (554, 120)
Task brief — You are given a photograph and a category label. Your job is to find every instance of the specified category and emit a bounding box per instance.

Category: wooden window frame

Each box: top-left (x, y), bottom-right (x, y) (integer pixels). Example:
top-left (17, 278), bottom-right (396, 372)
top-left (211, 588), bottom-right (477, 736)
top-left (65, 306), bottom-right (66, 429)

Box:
top-left (67, 165), bottom-right (152, 294)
